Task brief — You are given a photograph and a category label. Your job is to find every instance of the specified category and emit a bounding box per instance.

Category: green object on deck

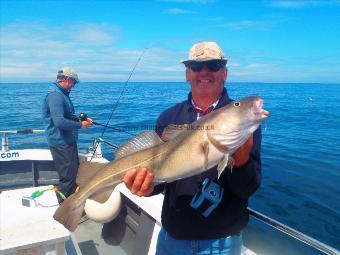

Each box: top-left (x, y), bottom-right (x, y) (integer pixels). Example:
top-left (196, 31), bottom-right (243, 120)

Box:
top-left (31, 189), bottom-right (46, 198)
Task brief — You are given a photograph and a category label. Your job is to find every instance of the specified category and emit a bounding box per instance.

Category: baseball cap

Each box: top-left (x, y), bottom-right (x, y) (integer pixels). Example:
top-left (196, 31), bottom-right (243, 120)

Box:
top-left (57, 67), bottom-right (79, 83)
top-left (181, 41), bottom-right (227, 65)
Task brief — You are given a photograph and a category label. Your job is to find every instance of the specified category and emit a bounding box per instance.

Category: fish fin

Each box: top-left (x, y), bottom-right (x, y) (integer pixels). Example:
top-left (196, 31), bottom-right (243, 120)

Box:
top-left (229, 157), bottom-right (235, 173)
top-left (115, 131), bottom-right (163, 159)
top-left (207, 130), bottom-right (244, 153)
top-left (217, 154), bottom-right (235, 178)
top-left (53, 193), bottom-right (85, 232)
top-left (217, 154), bottom-right (229, 178)
top-left (89, 186), bottom-right (114, 203)
top-left (161, 124), bottom-right (189, 141)
top-left (76, 162), bottom-right (108, 188)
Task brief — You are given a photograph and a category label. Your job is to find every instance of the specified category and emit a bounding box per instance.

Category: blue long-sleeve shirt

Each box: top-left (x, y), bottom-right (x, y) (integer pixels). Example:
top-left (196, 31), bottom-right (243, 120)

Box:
top-left (42, 83), bottom-right (82, 147)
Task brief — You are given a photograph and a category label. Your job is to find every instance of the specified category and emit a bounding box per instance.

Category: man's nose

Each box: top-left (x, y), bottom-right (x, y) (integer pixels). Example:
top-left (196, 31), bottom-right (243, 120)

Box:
top-left (199, 65), bottom-right (211, 73)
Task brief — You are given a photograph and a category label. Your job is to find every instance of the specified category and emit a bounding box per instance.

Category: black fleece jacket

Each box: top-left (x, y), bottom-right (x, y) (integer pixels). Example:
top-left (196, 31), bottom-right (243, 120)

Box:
top-left (153, 88), bottom-right (262, 240)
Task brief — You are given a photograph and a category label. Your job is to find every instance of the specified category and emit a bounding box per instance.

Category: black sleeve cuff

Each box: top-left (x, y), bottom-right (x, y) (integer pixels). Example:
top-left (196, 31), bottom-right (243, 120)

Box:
top-left (225, 156), bottom-right (262, 200)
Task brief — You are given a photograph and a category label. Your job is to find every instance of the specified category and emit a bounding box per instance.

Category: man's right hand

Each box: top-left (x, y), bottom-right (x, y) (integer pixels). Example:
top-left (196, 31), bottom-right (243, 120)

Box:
top-left (123, 167), bottom-right (154, 197)
top-left (81, 118), bottom-right (93, 130)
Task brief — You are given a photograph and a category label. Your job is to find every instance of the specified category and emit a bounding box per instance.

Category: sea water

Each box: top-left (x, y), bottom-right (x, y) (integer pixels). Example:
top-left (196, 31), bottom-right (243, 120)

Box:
top-left (0, 82), bottom-right (339, 252)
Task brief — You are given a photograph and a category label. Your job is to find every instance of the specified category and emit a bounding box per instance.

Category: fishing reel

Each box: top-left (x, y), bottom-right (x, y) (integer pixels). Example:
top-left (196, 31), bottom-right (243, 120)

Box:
top-left (79, 112), bottom-right (89, 121)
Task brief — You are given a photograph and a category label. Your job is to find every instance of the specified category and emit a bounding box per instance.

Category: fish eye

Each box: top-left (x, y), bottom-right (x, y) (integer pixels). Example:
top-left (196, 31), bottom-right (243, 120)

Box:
top-left (234, 102), bottom-right (241, 107)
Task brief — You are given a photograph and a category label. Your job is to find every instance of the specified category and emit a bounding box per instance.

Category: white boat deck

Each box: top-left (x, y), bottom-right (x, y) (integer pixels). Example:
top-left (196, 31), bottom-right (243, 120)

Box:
top-left (0, 184), bottom-right (257, 255)
top-left (1, 133), bottom-right (337, 255)
top-left (0, 186), bottom-right (69, 255)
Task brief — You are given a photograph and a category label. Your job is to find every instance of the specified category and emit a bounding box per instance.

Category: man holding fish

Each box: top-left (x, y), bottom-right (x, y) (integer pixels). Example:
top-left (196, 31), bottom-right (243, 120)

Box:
top-left (53, 42), bottom-right (268, 255)
top-left (123, 41), bottom-right (265, 255)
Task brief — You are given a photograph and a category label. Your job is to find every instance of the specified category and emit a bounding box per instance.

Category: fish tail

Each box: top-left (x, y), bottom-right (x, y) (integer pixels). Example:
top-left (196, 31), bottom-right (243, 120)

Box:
top-left (53, 193), bottom-right (85, 232)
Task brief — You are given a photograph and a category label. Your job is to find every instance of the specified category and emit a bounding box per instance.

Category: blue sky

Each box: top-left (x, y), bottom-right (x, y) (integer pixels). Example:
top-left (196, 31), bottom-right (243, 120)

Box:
top-left (1, 0), bottom-right (340, 83)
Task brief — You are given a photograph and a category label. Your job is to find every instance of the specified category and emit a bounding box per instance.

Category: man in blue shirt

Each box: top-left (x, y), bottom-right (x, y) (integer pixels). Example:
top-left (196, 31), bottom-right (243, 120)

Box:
top-left (42, 67), bottom-right (92, 203)
top-left (123, 42), bottom-right (262, 255)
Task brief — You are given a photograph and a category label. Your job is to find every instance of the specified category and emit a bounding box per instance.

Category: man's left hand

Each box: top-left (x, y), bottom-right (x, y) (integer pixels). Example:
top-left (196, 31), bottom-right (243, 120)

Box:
top-left (233, 135), bottom-right (253, 167)
top-left (123, 167), bottom-right (154, 197)
top-left (81, 118), bottom-right (93, 130)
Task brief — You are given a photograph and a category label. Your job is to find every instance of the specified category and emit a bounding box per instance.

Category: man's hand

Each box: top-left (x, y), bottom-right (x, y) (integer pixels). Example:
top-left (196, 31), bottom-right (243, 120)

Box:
top-left (233, 135), bottom-right (253, 167)
top-left (123, 167), bottom-right (154, 197)
top-left (81, 118), bottom-right (93, 130)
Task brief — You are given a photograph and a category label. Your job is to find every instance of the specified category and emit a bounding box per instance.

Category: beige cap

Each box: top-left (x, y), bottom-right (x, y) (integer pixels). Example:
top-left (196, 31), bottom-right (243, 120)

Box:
top-left (182, 41), bottom-right (227, 64)
top-left (57, 67), bottom-right (79, 83)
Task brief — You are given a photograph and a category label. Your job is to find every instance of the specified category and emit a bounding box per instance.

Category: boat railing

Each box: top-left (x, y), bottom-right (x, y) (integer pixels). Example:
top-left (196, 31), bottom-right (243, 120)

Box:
top-left (0, 129), bottom-right (45, 134)
top-left (247, 208), bottom-right (338, 255)
top-left (118, 183), bottom-right (338, 255)
top-left (1, 129), bottom-right (45, 152)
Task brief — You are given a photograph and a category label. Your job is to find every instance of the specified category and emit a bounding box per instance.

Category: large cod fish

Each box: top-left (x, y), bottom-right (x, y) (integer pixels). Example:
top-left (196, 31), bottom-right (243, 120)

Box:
top-left (53, 96), bottom-right (269, 231)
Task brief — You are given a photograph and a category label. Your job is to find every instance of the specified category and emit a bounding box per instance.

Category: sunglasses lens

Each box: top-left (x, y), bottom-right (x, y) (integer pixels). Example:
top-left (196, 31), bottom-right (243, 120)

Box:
top-left (188, 61), bottom-right (224, 72)
top-left (189, 63), bottom-right (203, 72)
top-left (207, 62), bottom-right (223, 72)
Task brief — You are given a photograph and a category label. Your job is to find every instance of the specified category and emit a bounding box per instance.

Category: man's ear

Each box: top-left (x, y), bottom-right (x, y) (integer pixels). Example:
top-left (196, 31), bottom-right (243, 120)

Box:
top-left (223, 68), bottom-right (228, 82)
top-left (185, 68), bottom-right (190, 82)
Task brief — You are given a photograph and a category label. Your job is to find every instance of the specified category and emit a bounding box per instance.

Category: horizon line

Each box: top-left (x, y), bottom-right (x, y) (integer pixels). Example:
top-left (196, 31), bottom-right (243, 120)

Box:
top-left (1, 81), bottom-right (340, 85)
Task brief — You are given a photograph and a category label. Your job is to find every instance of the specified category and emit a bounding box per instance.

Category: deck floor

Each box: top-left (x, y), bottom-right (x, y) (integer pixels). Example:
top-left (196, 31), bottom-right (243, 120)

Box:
top-left (70, 218), bottom-right (256, 255)
top-left (72, 219), bottom-right (126, 255)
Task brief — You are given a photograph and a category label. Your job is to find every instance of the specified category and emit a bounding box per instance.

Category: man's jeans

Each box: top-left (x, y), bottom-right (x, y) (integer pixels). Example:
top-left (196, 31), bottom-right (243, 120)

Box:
top-left (156, 228), bottom-right (243, 255)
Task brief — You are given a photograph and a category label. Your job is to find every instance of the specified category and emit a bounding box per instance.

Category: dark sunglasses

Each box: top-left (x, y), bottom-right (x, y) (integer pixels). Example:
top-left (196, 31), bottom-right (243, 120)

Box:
top-left (186, 61), bottom-right (226, 72)
top-left (68, 77), bottom-right (78, 84)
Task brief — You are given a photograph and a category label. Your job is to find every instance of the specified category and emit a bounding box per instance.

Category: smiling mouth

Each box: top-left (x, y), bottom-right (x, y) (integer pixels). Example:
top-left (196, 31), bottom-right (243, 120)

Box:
top-left (198, 79), bottom-right (213, 84)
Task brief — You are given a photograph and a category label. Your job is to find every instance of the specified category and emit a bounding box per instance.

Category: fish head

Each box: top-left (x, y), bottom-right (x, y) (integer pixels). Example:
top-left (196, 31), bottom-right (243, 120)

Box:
top-left (205, 96), bottom-right (269, 153)
top-left (216, 96), bottom-right (269, 133)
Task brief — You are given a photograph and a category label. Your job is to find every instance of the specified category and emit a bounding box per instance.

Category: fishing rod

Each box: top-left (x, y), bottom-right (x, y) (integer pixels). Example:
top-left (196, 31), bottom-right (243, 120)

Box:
top-left (90, 46), bottom-right (150, 160)
top-left (78, 112), bottom-right (134, 136)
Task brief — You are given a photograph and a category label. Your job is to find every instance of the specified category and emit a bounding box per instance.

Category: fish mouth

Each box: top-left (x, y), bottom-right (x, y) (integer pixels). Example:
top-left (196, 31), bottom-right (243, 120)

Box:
top-left (262, 109), bottom-right (269, 118)
top-left (252, 98), bottom-right (269, 119)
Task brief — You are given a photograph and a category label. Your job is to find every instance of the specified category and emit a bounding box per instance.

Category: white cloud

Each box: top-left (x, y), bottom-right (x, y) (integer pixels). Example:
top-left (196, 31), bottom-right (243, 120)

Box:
top-left (247, 63), bottom-right (272, 68)
top-left (159, 0), bottom-right (216, 4)
top-left (219, 20), bottom-right (270, 31)
top-left (228, 63), bottom-right (241, 67)
top-left (1, 21), bottom-right (339, 83)
top-left (165, 8), bottom-right (197, 14)
top-left (71, 24), bottom-right (120, 45)
top-left (161, 65), bottom-right (183, 71)
top-left (0, 21), bottom-right (186, 82)
top-left (1, 22), bottom-right (119, 48)
top-left (265, 0), bottom-right (340, 8)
